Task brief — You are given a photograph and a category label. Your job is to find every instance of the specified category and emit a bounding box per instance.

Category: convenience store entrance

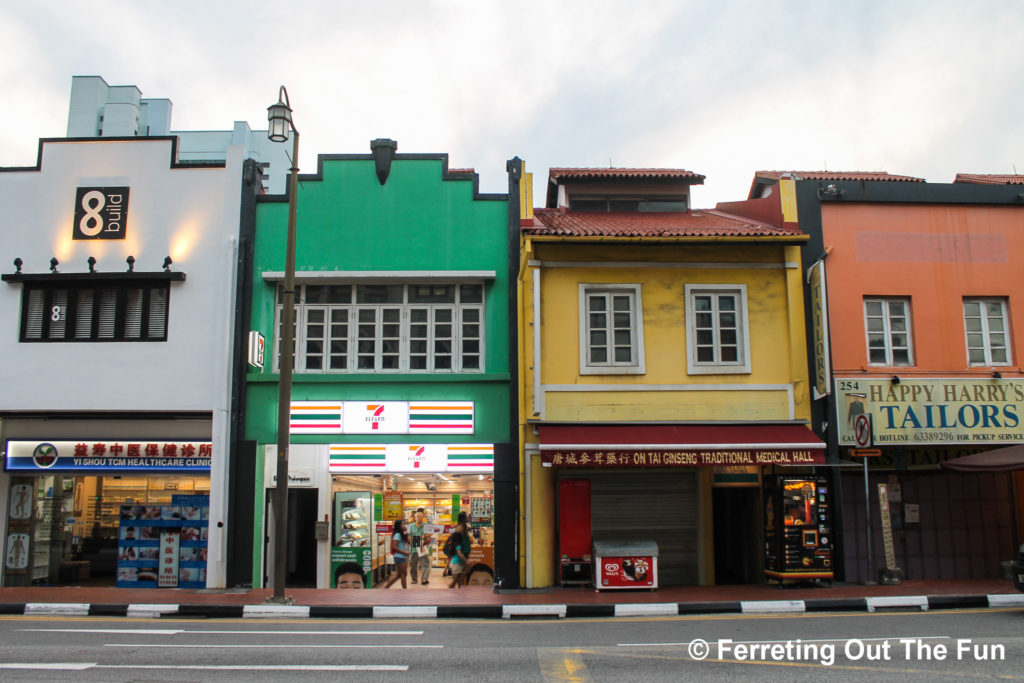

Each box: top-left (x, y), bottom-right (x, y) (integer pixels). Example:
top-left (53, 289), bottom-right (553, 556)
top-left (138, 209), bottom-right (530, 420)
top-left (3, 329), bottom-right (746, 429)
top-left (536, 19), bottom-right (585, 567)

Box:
top-left (331, 472), bottom-right (494, 589)
top-left (3, 473), bottom-right (210, 587)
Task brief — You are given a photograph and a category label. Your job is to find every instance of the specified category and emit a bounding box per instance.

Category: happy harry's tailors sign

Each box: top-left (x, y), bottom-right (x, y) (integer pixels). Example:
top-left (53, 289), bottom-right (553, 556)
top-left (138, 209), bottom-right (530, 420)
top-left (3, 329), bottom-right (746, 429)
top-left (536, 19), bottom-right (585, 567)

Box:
top-left (836, 378), bottom-right (1024, 446)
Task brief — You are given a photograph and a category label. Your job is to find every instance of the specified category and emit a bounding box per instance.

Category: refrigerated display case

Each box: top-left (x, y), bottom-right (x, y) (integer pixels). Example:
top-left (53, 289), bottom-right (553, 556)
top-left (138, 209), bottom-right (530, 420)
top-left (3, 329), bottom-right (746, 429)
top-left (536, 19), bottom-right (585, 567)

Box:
top-left (332, 491), bottom-right (373, 588)
top-left (764, 475), bottom-right (833, 583)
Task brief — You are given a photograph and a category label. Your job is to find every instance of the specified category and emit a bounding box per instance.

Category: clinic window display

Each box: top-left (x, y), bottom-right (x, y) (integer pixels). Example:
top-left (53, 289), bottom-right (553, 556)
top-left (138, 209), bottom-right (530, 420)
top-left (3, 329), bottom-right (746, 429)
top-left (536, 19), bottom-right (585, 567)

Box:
top-left (116, 495), bottom-right (209, 587)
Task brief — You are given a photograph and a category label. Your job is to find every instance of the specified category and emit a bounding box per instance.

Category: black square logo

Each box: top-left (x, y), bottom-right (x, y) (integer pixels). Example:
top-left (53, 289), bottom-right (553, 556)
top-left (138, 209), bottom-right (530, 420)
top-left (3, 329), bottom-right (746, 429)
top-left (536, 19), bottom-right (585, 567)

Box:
top-left (72, 187), bottom-right (130, 240)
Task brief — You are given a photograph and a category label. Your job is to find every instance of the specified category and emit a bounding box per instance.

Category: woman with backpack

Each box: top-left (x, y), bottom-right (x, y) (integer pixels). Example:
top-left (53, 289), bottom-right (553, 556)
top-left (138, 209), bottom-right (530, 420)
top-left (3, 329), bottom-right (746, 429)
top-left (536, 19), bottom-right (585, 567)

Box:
top-left (447, 512), bottom-right (472, 589)
top-left (382, 519), bottom-right (411, 589)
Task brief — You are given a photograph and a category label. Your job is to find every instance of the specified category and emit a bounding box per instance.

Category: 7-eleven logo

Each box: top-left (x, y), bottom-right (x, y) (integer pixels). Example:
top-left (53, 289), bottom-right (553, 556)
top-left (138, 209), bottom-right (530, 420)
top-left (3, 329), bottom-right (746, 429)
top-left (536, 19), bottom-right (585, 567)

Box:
top-left (408, 445), bottom-right (426, 468)
top-left (366, 404), bottom-right (386, 429)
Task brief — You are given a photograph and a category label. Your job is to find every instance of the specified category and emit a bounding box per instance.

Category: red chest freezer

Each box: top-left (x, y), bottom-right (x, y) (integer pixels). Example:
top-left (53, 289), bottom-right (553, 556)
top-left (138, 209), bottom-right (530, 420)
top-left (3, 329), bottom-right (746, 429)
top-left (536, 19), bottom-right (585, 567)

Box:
top-left (593, 540), bottom-right (659, 590)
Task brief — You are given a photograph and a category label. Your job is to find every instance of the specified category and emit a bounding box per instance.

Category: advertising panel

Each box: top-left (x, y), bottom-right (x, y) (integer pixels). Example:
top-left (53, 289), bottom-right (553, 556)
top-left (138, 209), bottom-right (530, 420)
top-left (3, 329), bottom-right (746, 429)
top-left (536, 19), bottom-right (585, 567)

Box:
top-left (835, 378), bottom-right (1024, 446)
top-left (117, 495), bottom-right (208, 588)
top-left (331, 546), bottom-right (372, 589)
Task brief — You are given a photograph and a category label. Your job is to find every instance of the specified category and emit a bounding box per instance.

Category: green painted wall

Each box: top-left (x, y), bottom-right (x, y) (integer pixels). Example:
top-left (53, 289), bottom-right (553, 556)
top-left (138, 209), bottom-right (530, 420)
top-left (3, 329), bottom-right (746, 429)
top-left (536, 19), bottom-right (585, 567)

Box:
top-left (246, 156), bottom-right (511, 443)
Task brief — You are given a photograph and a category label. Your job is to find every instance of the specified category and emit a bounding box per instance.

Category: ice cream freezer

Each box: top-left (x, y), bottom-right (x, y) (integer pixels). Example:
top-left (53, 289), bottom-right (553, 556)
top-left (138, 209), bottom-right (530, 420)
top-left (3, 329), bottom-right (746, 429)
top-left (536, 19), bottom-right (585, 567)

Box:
top-left (593, 540), bottom-right (658, 590)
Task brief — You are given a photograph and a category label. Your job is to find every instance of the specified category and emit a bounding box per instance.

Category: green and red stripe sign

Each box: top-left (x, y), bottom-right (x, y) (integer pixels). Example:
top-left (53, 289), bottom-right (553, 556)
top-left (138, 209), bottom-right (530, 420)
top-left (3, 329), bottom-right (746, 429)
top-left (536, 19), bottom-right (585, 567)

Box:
top-left (291, 401), bottom-right (475, 435)
top-left (290, 402), bottom-right (343, 434)
top-left (408, 402), bottom-right (474, 434)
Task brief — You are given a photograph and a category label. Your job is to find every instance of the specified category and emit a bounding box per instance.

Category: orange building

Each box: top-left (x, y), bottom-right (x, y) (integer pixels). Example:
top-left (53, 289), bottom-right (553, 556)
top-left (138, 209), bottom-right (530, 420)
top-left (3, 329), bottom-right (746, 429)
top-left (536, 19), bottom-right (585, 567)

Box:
top-left (723, 172), bottom-right (1024, 583)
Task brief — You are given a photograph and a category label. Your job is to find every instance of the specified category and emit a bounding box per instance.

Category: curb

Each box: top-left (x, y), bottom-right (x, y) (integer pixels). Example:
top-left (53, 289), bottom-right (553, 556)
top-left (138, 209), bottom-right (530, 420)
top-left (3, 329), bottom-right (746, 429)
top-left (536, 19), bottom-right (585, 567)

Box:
top-left (0, 594), bottom-right (1019, 619)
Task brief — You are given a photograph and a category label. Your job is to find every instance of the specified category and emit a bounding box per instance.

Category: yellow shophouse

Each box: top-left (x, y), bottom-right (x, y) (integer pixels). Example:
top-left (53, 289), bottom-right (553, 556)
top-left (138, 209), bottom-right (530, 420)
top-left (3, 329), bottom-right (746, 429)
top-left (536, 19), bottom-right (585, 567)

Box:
top-left (518, 168), bottom-right (823, 588)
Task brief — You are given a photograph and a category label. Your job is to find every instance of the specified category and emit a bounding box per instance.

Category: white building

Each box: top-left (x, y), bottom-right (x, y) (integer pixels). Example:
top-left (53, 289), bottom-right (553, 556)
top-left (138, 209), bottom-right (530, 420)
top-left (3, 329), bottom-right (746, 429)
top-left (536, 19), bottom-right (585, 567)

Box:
top-left (66, 75), bottom-right (290, 194)
top-left (0, 77), bottom-right (276, 590)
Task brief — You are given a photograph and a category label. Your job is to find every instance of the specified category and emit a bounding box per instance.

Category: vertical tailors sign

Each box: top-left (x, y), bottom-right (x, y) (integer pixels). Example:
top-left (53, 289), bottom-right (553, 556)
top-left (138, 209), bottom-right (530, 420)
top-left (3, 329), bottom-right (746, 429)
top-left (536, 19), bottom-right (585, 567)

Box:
top-left (807, 260), bottom-right (830, 399)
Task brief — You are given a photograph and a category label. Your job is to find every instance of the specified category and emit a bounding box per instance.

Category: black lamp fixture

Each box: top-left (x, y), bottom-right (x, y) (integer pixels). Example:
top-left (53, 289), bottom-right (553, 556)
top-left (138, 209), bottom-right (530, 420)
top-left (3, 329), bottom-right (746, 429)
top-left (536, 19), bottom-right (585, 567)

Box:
top-left (818, 183), bottom-right (844, 199)
top-left (49, 257), bottom-right (59, 273)
top-left (267, 86), bottom-right (293, 143)
top-left (13, 257), bottom-right (22, 274)
top-left (87, 256), bottom-right (96, 273)
top-left (993, 371), bottom-right (1003, 379)
top-left (162, 256), bottom-right (173, 272)
top-left (891, 375), bottom-right (901, 384)
top-left (126, 255), bottom-right (135, 272)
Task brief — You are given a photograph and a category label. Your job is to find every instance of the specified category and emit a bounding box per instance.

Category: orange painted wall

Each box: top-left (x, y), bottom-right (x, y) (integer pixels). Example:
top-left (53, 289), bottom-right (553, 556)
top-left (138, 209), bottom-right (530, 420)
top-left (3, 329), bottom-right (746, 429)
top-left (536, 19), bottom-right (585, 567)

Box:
top-left (822, 203), bottom-right (1024, 376)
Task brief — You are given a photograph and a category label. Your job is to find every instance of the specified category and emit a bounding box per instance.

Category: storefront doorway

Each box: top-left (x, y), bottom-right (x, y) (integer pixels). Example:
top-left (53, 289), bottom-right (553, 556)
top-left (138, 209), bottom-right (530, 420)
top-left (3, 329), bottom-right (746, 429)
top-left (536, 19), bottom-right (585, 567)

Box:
top-left (287, 489), bottom-right (319, 588)
top-left (712, 487), bottom-right (760, 584)
top-left (331, 472), bottom-right (494, 589)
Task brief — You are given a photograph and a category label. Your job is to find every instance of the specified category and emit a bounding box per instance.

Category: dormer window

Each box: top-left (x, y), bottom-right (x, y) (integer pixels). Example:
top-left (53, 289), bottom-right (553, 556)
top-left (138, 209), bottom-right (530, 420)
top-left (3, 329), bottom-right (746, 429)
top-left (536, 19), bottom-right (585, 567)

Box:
top-left (569, 197), bottom-right (689, 212)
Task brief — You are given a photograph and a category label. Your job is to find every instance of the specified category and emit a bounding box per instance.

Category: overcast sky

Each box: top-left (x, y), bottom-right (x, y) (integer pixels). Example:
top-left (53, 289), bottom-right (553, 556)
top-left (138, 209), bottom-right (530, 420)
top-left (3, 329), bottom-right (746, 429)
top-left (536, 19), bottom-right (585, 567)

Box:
top-left (2, 1), bottom-right (1022, 207)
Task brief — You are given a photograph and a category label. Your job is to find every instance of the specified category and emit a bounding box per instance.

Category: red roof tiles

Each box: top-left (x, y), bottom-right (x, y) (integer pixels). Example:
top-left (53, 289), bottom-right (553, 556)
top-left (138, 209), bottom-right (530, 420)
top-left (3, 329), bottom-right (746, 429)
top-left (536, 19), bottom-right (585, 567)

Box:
top-left (954, 173), bottom-right (1024, 185)
top-left (526, 209), bottom-right (802, 238)
top-left (549, 168), bottom-right (706, 183)
top-left (756, 170), bottom-right (925, 183)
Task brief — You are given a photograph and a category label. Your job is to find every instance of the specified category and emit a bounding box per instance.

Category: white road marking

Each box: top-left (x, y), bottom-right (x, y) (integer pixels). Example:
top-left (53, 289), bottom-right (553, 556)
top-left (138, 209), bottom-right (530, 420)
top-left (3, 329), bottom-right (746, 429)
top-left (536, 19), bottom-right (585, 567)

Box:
top-left (618, 635), bottom-right (950, 647)
top-left (106, 643), bottom-right (441, 649)
top-left (0, 663), bottom-right (95, 670)
top-left (0, 663), bottom-right (407, 671)
top-left (23, 628), bottom-right (423, 636)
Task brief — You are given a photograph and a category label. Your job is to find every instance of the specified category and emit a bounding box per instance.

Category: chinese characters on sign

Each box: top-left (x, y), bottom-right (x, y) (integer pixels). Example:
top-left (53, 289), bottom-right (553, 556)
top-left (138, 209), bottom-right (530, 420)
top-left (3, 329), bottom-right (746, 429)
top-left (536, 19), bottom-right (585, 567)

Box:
top-left (5, 440), bottom-right (213, 472)
top-left (546, 449), bottom-right (823, 468)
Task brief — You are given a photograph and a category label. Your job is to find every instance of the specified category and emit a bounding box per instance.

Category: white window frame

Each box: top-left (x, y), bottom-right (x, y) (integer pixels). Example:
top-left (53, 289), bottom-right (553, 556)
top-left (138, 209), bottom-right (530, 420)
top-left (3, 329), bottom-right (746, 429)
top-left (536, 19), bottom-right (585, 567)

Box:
top-left (963, 297), bottom-right (1012, 366)
top-left (685, 284), bottom-right (752, 375)
top-left (273, 283), bottom-right (485, 374)
top-left (578, 283), bottom-right (645, 375)
top-left (863, 297), bottom-right (914, 367)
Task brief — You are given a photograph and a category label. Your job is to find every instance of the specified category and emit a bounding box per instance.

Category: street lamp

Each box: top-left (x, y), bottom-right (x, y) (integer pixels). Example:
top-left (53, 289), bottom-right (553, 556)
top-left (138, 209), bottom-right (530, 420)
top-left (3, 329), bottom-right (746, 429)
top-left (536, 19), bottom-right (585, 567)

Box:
top-left (268, 85), bottom-right (300, 602)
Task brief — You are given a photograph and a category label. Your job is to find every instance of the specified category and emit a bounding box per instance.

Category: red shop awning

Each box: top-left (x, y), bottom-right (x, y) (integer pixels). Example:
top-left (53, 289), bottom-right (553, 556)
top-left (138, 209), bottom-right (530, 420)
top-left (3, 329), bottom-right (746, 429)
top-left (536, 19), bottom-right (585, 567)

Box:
top-left (538, 424), bottom-right (825, 468)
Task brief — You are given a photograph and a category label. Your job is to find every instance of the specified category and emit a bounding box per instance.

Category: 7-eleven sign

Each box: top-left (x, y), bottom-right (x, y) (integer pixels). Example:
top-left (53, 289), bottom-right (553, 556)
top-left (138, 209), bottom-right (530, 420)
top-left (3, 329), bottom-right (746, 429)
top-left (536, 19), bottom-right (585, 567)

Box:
top-left (342, 401), bottom-right (408, 434)
top-left (385, 444), bottom-right (446, 472)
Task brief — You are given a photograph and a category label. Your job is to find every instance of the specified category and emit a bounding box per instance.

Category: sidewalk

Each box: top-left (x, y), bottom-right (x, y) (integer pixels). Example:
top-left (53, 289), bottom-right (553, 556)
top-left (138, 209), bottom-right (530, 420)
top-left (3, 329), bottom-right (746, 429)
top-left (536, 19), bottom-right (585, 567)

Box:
top-left (1, 579), bottom-right (1021, 619)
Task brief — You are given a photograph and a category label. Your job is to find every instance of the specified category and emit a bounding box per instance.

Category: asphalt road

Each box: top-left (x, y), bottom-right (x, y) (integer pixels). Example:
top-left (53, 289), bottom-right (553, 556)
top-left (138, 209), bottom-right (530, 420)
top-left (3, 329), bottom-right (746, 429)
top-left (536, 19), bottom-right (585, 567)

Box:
top-left (0, 607), bottom-right (1021, 681)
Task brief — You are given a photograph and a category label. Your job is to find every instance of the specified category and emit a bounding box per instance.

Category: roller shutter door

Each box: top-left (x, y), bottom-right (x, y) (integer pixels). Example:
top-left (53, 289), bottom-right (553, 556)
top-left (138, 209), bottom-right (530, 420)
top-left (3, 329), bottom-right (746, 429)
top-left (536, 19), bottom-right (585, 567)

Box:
top-left (560, 470), bottom-right (699, 586)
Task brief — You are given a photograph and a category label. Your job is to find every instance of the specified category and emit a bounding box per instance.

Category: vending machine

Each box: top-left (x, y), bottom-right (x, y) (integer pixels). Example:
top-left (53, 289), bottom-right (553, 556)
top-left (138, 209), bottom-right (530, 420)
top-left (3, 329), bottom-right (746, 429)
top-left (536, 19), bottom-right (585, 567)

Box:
top-left (763, 475), bottom-right (833, 583)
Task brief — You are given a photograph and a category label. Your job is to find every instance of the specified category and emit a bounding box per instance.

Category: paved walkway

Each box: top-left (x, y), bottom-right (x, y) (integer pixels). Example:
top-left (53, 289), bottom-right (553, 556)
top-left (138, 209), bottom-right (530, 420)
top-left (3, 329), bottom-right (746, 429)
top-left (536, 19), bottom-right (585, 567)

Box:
top-left (0, 579), bottom-right (1021, 618)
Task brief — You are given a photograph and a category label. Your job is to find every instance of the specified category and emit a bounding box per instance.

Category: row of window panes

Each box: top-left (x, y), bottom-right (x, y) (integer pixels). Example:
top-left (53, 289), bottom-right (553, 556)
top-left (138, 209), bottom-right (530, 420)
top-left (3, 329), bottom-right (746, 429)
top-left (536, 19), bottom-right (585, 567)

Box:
top-left (276, 283), bottom-right (484, 373)
top-left (584, 287), bottom-right (745, 370)
top-left (280, 284), bottom-right (484, 306)
top-left (21, 283), bottom-right (169, 342)
top-left (865, 297), bottom-right (1011, 367)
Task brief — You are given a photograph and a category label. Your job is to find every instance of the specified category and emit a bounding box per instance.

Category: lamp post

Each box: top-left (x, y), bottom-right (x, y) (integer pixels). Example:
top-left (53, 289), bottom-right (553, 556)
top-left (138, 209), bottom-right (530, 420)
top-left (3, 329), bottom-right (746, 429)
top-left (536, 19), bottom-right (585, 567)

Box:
top-left (268, 85), bottom-right (299, 602)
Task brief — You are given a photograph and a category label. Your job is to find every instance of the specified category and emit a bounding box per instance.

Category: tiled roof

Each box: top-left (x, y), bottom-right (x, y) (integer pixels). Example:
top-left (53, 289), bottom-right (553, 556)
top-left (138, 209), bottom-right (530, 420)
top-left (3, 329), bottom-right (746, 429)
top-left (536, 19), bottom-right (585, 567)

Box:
top-left (756, 170), bottom-right (925, 183)
top-left (954, 173), bottom-right (1024, 185)
top-left (526, 209), bottom-right (802, 238)
top-left (549, 168), bottom-right (706, 183)
top-left (447, 168), bottom-right (475, 175)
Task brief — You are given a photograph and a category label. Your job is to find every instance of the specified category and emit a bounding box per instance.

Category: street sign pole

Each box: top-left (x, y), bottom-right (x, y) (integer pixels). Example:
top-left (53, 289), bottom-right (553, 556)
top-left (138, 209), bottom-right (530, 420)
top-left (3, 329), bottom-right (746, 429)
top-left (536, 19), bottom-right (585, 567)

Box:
top-left (853, 413), bottom-right (876, 585)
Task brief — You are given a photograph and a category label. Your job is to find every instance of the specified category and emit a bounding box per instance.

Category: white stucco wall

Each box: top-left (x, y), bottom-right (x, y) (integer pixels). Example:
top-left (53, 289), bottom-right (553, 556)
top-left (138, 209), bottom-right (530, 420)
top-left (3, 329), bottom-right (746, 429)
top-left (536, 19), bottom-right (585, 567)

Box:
top-left (0, 137), bottom-right (245, 588)
top-left (0, 138), bottom-right (241, 412)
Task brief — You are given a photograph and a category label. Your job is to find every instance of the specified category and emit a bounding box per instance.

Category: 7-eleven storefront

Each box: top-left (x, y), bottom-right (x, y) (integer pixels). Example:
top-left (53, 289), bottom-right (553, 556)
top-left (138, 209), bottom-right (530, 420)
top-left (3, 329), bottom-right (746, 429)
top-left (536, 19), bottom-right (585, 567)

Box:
top-left (259, 401), bottom-right (496, 589)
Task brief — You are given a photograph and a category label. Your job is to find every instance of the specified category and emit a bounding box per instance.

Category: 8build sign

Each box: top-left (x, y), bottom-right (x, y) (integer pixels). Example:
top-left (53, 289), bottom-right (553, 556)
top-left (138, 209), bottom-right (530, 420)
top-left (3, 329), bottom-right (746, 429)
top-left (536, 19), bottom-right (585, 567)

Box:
top-left (836, 378), bottom-right (1024, 446)
top-left (73, 187), bottom-right (129, 240)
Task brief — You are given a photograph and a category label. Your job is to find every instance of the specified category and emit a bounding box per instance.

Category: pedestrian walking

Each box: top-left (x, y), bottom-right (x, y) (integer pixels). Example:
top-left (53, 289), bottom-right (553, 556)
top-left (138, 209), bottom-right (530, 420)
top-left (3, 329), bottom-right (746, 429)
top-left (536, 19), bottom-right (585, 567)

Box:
top-left (382, 519), bottom-right (411, 589)
top-left (447, 511), bottom-right (472, 589)
top-left (409, 508), bottom-right (433, 585)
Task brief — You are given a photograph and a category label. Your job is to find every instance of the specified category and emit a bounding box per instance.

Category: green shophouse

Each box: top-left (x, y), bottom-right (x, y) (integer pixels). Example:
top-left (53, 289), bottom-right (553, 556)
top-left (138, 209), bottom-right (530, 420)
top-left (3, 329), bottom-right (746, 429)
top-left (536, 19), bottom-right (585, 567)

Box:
top-left (237, 141), bottom-right (521, 590)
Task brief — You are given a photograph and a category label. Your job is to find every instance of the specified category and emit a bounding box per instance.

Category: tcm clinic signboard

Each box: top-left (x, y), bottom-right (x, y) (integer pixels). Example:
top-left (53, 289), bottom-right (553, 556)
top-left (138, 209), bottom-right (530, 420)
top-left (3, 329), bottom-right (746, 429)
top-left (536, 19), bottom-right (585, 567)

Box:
top-left (5, 440), bottom-right (212, 473)
top-left (835, 378), bottom-right (1024, 446)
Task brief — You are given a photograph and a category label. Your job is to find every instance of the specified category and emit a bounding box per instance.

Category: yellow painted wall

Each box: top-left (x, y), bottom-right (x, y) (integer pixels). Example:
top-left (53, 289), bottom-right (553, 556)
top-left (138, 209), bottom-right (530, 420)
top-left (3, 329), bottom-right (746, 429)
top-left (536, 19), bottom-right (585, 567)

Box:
top-left (518, 237), bottom-right (812, 587)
